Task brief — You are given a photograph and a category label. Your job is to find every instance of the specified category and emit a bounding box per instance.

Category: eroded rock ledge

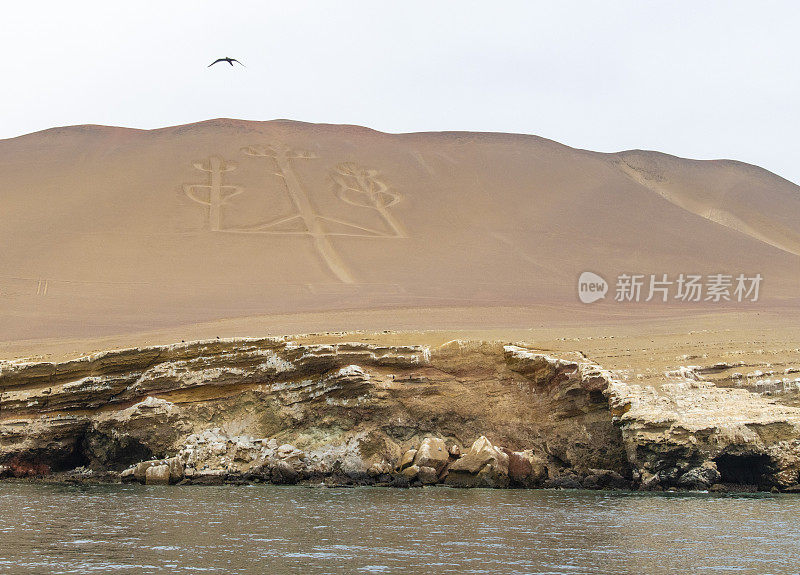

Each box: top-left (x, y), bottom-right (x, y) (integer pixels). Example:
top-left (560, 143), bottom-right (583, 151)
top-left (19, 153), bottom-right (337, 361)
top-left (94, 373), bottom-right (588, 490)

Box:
top-left (1, 337), bottom-right (799, 492)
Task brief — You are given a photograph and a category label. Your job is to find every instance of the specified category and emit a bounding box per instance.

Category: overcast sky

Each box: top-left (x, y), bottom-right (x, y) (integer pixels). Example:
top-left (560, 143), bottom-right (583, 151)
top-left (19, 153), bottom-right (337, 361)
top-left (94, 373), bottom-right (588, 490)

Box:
top-left (2, 1), bottom-right (798, 183)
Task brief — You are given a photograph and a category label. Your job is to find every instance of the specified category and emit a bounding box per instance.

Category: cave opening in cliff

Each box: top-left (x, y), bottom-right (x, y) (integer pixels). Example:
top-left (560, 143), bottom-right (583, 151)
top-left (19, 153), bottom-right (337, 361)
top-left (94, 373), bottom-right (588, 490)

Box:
top-left (6, 446), bottom-right (90, 476)
top-left (80, 432), bottom-right (155, 471)
top-left (714, 453), bottom-right (774, 487)
top-left (59, 445), bottom-right (91, 473)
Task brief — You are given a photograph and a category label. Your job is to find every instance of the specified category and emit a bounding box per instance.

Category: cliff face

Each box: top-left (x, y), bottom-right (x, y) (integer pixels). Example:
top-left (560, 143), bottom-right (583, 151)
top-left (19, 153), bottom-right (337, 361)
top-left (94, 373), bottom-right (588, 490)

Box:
top-left (1, 337), bottom-right (799, 491)
top-left (607, 378), bottom-right (800, 489)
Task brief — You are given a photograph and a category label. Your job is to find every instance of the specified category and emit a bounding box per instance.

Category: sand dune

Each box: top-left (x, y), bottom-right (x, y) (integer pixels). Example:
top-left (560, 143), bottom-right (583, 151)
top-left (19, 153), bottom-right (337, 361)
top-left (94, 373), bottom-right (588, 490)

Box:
top-left (0, 119), bottom-right (797, 346)
top-left (618, 151), bottom-right (800, 256)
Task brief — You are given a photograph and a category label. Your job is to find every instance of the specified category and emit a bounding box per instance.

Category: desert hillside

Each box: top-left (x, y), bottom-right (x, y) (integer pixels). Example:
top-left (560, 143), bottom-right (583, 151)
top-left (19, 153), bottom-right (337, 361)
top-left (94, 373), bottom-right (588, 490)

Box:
top-left (0, 119), bottom-right (798, 347)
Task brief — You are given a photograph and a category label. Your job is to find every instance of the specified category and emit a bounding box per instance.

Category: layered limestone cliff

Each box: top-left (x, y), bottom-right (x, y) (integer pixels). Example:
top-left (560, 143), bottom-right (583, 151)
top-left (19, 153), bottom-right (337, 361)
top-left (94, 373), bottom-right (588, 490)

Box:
top-left (1, 337), bottom-right (799, 491)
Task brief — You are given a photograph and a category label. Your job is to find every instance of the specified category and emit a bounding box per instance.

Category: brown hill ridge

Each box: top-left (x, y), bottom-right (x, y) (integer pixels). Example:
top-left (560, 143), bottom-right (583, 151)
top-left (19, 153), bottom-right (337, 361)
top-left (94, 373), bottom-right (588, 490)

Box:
top-left (0, 119), bottom-right (798, 344)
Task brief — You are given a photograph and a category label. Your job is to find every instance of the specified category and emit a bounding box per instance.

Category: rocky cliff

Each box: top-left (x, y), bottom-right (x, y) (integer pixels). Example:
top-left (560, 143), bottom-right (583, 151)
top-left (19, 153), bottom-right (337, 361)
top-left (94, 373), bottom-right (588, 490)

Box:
top-left (1, 336), bottom-right (799, 491)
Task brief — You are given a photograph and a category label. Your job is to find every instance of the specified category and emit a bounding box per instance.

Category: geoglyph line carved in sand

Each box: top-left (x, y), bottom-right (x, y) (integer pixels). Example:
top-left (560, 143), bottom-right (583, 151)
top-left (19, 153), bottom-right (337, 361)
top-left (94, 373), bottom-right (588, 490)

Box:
top-left (35, 280), bottom-right (48, 296)
top-left (240, 144), bottom-right (354, 283)
top-left (184, 156), bottom-right (243, 232)
top-left (331, 162), bottom-right (406, 238)
top-left (184, 147), bottom-right (406, 284)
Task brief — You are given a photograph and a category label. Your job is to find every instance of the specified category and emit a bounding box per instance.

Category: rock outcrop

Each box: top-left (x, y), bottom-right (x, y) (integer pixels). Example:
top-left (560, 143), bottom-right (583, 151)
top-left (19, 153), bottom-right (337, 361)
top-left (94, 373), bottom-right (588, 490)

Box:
top-left (2, 336), bottom-right (800, 491)
top-left (505, 448), bottom-right (547, 488)
top-left (606, 377), bottom-right (800, 490)
top-left (445, 436), bottom-right (510, 488)
top-left (413, 438), bottom-right (449, 474)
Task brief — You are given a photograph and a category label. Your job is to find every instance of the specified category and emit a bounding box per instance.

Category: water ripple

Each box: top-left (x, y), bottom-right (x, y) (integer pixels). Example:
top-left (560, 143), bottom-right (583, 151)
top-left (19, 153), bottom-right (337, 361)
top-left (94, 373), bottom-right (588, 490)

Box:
top-left (0, 485), bottom-right (799, 574)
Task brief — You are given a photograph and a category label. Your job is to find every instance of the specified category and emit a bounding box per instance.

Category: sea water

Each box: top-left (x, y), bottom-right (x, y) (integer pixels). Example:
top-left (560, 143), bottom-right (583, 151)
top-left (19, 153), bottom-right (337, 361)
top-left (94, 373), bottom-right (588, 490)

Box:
top-left (0, 484), bottom-right (798, 574)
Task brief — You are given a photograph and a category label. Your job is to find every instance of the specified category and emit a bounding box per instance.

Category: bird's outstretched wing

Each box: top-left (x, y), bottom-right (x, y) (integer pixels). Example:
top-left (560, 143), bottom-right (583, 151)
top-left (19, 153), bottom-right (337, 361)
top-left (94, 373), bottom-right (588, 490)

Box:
top-left (208, 59), bottom-right (226, 67)
top-left (231, 59), bottom-right (246, 67)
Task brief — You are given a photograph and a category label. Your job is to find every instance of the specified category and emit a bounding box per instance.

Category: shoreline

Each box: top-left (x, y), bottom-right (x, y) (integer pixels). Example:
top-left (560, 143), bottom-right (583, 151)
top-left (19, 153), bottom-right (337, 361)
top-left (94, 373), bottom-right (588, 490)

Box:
top-left (0, 473), bottom-right (788, 495)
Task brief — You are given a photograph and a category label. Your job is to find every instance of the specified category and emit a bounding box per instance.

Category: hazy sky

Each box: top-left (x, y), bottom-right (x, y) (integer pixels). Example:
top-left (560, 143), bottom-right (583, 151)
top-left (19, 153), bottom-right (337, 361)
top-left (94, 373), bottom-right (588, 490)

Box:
top-left (2, 1), bottom-right (799, 183)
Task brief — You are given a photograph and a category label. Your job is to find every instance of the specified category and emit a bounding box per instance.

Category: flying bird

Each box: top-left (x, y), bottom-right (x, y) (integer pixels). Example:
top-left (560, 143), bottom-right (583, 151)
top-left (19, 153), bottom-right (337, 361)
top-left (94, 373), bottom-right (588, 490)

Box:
top-left (208, 57), bottom-right (245, 68)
